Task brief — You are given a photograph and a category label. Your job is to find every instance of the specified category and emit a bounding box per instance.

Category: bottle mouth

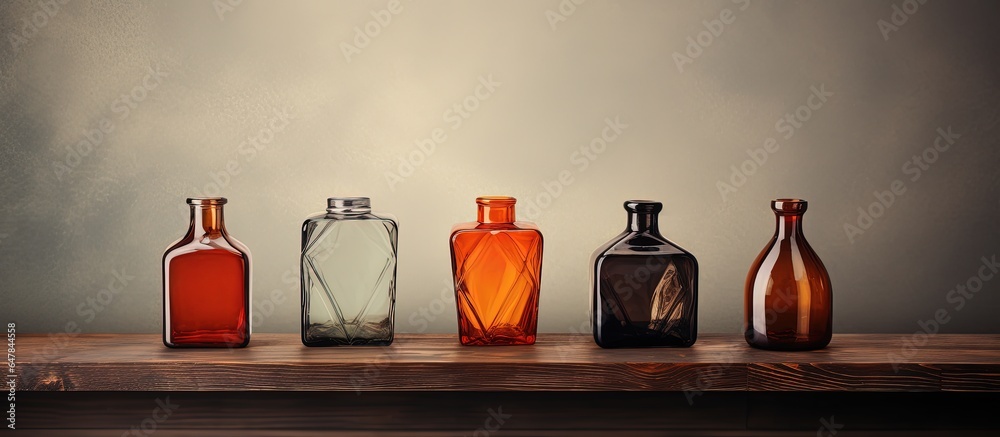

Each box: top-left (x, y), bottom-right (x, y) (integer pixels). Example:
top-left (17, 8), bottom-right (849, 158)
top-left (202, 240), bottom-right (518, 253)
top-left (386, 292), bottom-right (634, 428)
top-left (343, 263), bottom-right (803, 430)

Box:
top-left (476, 196), bottom-right (516, 206)
top-left (328, 197), bottom-right (371, 214)
top-left (187, 197), bottom-right (227, 206)
top-left (771, 198), bottom-right (808, 213)
top-left (476, 196), bottom-right (516, 223)
top-left (624, 200), bottom-right (662, 214)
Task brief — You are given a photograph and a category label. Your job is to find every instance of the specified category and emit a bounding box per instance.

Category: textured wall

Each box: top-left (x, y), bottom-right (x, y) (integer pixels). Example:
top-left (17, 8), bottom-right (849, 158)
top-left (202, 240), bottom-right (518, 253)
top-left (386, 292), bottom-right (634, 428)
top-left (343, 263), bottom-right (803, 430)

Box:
top-left (1, 0), bottom-right (998, 336)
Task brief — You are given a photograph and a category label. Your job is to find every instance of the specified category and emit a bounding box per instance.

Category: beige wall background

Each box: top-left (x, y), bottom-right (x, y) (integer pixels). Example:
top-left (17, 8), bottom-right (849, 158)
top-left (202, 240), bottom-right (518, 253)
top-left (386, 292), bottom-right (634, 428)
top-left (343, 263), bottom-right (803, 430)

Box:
top-left (1, 0), bottom-right (998, 335)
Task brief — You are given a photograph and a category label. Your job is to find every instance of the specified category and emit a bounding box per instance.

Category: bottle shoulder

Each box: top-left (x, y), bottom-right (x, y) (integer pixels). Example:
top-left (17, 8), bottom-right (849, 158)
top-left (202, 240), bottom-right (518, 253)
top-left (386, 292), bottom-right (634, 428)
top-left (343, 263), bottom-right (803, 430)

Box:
top-left (164, 233), bottom-right (249, 261)
top-left (594, 230), bottom-right (694, 258)
top-left (450, 221), bottom-right (543, 238)
top-left (747, 235), bottom-right (829, 281)
top-left (304, 212), bottom-right (397, 227)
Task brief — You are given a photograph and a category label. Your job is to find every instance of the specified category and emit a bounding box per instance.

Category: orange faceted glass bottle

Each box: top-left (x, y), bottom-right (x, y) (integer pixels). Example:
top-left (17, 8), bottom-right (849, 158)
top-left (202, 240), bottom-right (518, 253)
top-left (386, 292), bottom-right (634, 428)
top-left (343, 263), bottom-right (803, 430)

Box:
top-left (450, 196), bottom-right (543, 346)
top-left (745, 199), bottom-right (832, 350)
top-left (163, 198), bottom-right (251, 348)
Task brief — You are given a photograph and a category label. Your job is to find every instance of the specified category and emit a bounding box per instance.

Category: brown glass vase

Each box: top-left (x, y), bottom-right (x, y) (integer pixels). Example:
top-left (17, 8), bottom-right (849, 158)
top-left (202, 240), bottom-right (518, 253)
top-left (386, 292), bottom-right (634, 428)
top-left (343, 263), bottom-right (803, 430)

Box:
top-left (163, 197), bottom-right (251, 348)
top-left (744, 199), bottom-right (832, 351)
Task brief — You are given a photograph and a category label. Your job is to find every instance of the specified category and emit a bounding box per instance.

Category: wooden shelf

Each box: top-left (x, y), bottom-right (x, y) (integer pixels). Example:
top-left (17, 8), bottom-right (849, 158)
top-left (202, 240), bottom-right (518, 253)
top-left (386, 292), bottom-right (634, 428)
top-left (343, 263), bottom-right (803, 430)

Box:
top-left (19, 333), bottom-right (1000, 392)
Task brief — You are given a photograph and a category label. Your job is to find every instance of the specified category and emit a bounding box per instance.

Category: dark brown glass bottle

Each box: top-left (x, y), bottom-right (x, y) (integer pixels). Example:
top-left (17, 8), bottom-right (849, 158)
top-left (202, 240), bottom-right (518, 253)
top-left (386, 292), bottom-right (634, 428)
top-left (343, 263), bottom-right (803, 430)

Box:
top-left (592, 200), bottom-right (698, 348)
top-left (744, 199), bottom-right (832, 351)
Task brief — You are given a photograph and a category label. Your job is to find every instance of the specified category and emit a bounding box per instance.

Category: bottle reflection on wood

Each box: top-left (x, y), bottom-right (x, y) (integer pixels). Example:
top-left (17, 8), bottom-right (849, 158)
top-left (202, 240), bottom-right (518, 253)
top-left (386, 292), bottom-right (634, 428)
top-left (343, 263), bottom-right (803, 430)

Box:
top-left (592, 200), bottom-right (698, 348)
top-left (744, 198), bottom-right (832, 351)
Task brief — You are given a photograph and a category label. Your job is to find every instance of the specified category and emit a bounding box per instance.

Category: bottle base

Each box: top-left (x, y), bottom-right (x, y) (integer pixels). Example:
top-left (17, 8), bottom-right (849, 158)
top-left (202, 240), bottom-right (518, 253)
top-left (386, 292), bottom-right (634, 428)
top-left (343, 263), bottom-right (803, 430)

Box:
top-left (594, 326), bottom-right (697, 348)
top-left (744, 331), bottom-right (831, 351)
top-left (594, 337), bottom-right (696, 348)
top-left (458, 324), bottom-right (537, 346)
top-left (459, 337), bottom-right (536, 346)
top-left (302, 338), bottom-right (394, 347)
top-left (164, 329), bottom-right (249, 348)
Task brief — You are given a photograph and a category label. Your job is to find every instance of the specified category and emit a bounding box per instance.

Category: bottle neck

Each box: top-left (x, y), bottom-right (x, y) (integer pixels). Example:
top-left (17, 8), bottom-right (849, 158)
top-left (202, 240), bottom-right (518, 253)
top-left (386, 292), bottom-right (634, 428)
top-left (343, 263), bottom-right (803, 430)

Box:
top-left (478, 204), bottom-right (515, 224)
top-left (774, 213), bottom-right (804, 240)
top-left (627, 212), bottom-right (659, 233)
top-left (191, 205), bottom-right (226, 235)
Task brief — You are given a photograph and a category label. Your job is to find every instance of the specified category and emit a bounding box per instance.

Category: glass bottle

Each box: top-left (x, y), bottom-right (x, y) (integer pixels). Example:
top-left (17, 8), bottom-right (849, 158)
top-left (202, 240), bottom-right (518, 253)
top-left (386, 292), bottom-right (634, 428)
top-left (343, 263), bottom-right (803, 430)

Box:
top-left (163, 197), bottom-right (251, 348)
top-left (450, 196), bottom-right (543, 346)
top-left (301, 197), bottom-right (398, 346)
top-left (744, 199), bottom-right (832, 350)
top-left (591, 200), bottom-right (698, 348)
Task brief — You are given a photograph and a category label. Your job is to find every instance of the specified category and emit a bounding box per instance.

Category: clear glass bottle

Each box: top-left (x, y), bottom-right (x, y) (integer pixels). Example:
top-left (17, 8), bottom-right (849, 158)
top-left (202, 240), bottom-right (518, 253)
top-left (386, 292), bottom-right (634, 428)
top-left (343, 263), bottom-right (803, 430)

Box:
top-left (591, 200), bottom-right (698, 348)
top-left (301, 197), bottom-right (398, 346)
top-left (163, 197), bottom-right (251, 348)
top-left (450, 196), bottom-right (543, 346)
top-left (745, 199), bottom-right (832, 350)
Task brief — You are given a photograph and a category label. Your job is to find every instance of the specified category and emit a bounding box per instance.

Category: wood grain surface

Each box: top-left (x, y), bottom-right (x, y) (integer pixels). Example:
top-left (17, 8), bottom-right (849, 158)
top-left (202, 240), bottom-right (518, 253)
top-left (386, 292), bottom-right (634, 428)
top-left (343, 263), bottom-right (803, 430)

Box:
top-left (16, 333), bottom-right (1000, 392)
top-left (18, 391), bottom-right (1000, 434)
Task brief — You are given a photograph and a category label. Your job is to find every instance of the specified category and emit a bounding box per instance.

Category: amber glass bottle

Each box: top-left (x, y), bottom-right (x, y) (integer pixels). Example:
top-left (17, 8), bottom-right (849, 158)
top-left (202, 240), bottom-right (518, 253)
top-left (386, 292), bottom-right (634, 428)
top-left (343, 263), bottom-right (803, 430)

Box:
top-left (450, 196), bottom-right (543, 345)
top-left (591, 200), bottom-right (698, 348)
top-left (163, 198), bottom-right (251, 348)
top-left (745, 199), bottom-right (832, 351)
